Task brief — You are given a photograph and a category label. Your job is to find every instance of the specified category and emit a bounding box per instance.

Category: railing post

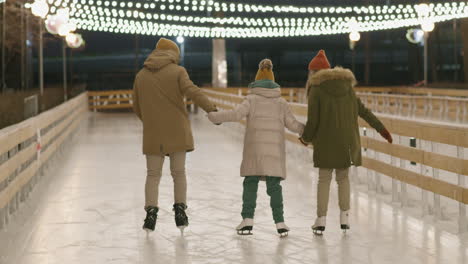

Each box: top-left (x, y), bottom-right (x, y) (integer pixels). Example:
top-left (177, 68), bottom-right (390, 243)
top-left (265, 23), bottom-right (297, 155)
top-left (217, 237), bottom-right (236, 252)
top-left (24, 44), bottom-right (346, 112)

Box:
top-left (397, 97), bottom-right (403, 116)
top-left (289, 89), bottom-right (294, 103)
top-left (374, 130), bottom-right (381, 193)
top-left (431, 141), bottom-right (441, 219)
top-left (399, 135), bottom-right (408, 207)
top-left (391, 138), bottom-right (399, 203)
top-left (443, 98), bottom-right (449, 121)
top-left (455, 100), bottom-right (461, 123)
top-left (463, 101), bottom-right (467, 123)
top-left (367, 130), bottom-right (375, 192)
top-left (419, 139), bottom-right (430, 216)
top-left (457, 146), bottom-right (467, 233)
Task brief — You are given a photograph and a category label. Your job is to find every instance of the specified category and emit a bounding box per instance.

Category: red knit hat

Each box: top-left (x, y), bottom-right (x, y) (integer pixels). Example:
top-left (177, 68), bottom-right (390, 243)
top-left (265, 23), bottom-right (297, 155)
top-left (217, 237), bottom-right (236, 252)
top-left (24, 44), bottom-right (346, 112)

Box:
top-left (308, 50), bottom-right (331, 70)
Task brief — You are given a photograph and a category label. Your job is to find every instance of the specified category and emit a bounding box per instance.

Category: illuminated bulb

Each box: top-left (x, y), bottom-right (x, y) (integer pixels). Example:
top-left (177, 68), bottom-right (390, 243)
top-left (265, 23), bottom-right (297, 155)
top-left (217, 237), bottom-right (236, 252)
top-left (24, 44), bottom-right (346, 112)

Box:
top-left (31, 0), bottom-right (49, 18)
top-left (176, 36), bottom-right (184, 44)
top-left (416, 3), bottom-right (431, 17)
top-left (349, 31), bottom-right (361, 41)
top-left (421, 20), bottom-right (434, 32)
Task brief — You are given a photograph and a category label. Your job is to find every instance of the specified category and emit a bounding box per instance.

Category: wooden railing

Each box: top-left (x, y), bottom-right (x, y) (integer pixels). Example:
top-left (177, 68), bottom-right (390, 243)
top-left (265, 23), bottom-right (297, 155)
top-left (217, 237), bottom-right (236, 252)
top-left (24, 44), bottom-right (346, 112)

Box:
top-left (207, 87), bottom-right (468, 123)
top-left (87, 88), bottom-right (468, 123)
top-left (356, 93), bottom-right (468, 123)
top-left (88, 90), bottom-right (134, 111)
top-left (87, 90), bottom-right (195, 111)
top-left (0, 93), bottom-right (88, 229)
top-left (354, 86), bottom-right (468, 97)
top-left (202, 88), bottom-right (468, 233)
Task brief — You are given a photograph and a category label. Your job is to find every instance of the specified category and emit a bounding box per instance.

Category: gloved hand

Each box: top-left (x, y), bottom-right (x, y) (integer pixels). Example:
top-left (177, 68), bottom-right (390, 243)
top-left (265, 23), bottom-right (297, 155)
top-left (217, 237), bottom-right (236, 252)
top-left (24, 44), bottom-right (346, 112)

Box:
top-left (207, 111), bottom-right (222, 126)
top-left (299, 137), bottom-right (308, 146)
top-left (379, 129), bottom-right (393, 144)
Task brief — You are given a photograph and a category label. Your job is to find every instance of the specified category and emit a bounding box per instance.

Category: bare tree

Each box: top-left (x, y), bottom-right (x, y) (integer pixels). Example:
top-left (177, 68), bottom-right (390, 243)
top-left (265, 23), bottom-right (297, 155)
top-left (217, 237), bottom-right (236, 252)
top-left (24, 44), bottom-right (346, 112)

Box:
top-left (1, 1), bottom-right (42, 67)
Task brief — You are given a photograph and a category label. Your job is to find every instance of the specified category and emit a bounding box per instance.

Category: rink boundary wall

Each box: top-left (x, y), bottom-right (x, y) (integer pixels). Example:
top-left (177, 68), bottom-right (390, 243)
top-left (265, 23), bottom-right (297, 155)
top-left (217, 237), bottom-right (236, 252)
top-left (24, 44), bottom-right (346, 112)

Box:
top-left (202, 88), bottom-right (468, 232)
top-left (87, 88), bottom-right (468, 123)
top-left (0, 93), bottom-right (88, 229)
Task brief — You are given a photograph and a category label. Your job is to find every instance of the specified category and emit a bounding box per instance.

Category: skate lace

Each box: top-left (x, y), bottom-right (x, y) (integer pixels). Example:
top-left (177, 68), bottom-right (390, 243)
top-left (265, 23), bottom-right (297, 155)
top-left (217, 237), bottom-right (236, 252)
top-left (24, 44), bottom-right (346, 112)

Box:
top-left (145, 208), bottom-right (157, 223)
top-left (173, 204), bottom-right (187, 219)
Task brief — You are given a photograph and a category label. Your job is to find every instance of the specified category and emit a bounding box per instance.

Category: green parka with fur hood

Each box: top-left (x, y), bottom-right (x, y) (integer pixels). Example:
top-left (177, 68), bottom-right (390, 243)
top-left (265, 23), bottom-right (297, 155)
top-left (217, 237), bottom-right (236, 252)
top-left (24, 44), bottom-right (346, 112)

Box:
top-left (301, 67), bottom-right (386, 169)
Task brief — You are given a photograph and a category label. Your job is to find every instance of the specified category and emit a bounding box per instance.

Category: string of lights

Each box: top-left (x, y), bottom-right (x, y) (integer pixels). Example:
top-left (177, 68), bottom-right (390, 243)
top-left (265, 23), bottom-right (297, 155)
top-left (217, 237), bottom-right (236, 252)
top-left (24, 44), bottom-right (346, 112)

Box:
top-left (27, 0), bottom-right (468, 38)
top-left (71, 11), bottom-right (467, 38)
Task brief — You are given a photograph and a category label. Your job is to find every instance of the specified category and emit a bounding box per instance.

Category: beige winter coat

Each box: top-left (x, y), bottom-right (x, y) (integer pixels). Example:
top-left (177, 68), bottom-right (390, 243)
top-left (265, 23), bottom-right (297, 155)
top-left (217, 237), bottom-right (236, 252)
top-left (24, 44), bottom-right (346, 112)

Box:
top-left (133, 49), bottom-right (217, 155)
top-left (208, 87), bottom-right (304, 179)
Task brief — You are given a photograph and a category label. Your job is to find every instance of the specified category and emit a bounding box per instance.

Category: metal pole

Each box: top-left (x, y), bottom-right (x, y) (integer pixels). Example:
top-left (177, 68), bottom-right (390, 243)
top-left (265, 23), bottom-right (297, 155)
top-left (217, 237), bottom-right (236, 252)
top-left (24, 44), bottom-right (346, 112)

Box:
top-left (39, 22), bottom-right (43, 94)
top-left (453, 19), bottom-right (458, 82)
top-left (1, 0), bottom-right (6, 92)
top-left (134, 33), bottom-right (139, 73)
top-left (180, 41), bottom-right (185, 67)
top-left (21, 1), bottom-right (25, 90)
top-left (62, 39), bottom-right (67, 101)
top-left (424, 32), bottom-right (429, 87)
top-left (39, 19), bottom-right (44, 109)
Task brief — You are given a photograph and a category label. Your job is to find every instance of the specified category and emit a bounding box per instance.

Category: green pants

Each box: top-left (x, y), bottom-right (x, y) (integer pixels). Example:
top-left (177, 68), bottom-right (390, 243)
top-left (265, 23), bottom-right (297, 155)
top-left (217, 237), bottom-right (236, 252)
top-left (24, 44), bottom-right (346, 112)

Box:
top-left (241, 176), bottom-right (284, 223)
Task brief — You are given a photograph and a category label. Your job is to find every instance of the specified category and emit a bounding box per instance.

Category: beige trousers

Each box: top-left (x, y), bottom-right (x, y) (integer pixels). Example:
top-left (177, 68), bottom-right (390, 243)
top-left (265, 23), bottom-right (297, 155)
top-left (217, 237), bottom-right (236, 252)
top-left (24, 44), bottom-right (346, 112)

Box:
top-left (317, 168), bottom-right (350, 217)
top-left (145, 152), bottom-right (187, 208)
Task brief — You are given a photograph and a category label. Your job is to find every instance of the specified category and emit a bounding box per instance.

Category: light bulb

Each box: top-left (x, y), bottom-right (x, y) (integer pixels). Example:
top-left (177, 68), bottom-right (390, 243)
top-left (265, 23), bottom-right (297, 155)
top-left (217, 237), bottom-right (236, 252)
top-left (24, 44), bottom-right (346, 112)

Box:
top-left (31, 0), bottom-right (50, 18)
top-left (421, 20), bottom-right (435, 32)
top-left (349, 31), bottom-right (361, 42)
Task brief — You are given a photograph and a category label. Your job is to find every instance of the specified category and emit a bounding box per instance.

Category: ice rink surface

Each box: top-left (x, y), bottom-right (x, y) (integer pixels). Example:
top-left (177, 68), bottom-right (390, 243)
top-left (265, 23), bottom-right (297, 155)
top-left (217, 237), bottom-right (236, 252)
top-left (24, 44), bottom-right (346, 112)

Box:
top-left (0, 112), bottom-right (467, 264)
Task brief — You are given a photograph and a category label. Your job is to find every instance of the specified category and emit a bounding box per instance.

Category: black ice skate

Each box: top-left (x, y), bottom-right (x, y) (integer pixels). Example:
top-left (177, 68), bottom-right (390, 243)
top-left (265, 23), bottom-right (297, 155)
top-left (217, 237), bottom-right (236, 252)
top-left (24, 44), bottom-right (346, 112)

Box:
top-left (236, 218), bottom-right (254, 235)
top-left (173, 203), bottom-right (189, 235)
top-left (312, 216), bottom-right (326, 235)
top-left (340, 210), bottom-right (350, 233)
top-left (143, 206), bottom-right (158, 233)
top-left (276, 222), bottom-right (289, 238)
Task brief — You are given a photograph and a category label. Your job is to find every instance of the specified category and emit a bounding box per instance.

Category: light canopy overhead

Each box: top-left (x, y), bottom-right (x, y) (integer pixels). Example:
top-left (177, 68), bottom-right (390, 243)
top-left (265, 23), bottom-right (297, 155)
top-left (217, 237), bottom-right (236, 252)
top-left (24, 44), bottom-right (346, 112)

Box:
top-left (34, 0), bottom-right (468, 38)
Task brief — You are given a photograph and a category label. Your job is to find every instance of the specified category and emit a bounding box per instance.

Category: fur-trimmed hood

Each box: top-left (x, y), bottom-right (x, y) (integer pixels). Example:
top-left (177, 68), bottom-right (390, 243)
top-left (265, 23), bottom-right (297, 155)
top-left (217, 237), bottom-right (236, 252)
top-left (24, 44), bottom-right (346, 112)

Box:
top-left (309, 67), bottom-right (357, 86)
top-left (306, 67), bottom-right (357, 97)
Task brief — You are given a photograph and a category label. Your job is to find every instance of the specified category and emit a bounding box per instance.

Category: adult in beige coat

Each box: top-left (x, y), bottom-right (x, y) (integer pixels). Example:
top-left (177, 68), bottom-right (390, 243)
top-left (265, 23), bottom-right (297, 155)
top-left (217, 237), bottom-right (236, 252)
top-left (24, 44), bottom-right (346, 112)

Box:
top-left (133, 38), bottom-right (217, 233)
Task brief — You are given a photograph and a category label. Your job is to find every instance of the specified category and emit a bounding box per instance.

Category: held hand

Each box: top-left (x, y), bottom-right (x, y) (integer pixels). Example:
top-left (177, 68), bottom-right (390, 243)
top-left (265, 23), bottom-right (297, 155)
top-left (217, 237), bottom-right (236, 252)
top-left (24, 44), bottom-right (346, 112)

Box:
top-left (299, 137), bottom-right (308, 146)
top-left (379, 129), bottom-right (393, 144)
top-left (207, 112), bottom-right (222, 126)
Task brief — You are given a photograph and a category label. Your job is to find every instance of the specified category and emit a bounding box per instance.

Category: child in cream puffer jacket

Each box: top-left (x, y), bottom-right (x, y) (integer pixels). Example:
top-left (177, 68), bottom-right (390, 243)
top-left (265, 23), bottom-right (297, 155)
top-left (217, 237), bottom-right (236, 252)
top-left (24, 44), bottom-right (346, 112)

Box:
top-left (208, 59), bottom-right (304, 237)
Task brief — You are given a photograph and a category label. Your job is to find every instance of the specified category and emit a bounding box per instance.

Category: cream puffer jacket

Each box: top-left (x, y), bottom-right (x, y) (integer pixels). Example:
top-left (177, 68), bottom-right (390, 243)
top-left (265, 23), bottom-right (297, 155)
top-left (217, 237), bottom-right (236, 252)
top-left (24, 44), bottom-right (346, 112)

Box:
top-left (208, 87), bottom-right (304, 179)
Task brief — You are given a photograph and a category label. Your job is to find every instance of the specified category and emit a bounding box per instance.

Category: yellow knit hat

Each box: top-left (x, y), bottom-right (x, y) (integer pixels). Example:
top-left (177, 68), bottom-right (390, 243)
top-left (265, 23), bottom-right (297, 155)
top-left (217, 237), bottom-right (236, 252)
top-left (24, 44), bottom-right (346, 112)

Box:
top-left (155, 38), bottom-right (180, 55)
top-left (255, 59), bottom-right (275, 81)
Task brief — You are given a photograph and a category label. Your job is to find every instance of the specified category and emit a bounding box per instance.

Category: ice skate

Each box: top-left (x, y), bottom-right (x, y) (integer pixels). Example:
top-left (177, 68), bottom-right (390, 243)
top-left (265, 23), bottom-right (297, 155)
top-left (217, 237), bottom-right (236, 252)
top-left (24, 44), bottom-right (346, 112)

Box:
top-left (340, 210), bottom-right (350, 233)
top-left (276, 222), bottom-right (289, 237)
top-left (142, 206), bottom-right (158, 233)
top-left (173, 203), bottom-right (189, 235)
top-left (312, 216), bottom-right (326, 235)
top-left (236, 218), bottom-right (254, 235)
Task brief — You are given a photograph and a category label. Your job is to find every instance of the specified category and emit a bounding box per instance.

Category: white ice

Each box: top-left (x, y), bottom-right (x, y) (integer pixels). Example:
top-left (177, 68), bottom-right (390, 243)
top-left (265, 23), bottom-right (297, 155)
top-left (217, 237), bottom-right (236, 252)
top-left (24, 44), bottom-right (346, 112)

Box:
top-left (0, 112), bottom-right (467, 264)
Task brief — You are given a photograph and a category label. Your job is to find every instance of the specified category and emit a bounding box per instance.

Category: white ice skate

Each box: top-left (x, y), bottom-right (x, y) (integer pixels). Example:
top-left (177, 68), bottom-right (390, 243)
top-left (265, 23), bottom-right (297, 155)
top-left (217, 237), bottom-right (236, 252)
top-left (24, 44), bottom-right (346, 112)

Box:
top-left (236, 218), bottom-right (254, 235)
top-left (312, 216), bottom-right (326, 235)
top-left (276, 222), bottom-right (289, 237)
top-left (340, 210), bottom-right (350, 233)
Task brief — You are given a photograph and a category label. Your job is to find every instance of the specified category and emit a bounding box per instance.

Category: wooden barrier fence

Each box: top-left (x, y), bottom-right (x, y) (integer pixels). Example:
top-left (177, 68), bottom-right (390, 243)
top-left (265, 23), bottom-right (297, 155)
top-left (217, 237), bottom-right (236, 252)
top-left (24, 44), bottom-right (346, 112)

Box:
top-left (0, 93), bottom-right (88, 229)
top-left (202, 88), bottom-right (468, 233)
top-left (87, 88), bottom-right (468, 123)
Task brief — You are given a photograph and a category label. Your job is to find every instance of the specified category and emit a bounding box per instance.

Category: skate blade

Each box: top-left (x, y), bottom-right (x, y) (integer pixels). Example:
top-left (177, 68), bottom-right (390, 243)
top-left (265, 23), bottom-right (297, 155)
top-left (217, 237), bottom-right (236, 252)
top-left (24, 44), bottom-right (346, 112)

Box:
top-left (237, 230), bottom-right (253, 236)
top-left (178, 226), bottom-right (187, 236)
top-left (143, 228), bottom-right (154, 234)
top-left (279, 232), bottom-right (289, 238)
top-left (312, 226), bottom-right (325, 236)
